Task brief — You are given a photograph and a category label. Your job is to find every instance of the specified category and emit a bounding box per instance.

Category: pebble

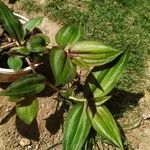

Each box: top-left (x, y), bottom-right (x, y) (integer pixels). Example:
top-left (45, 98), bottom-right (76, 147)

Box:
top-left (35, 144), bottom-right (39, 150)
top-left (27, 145), bottom-right (32, 149)
top-left (19, 138), bottom-right (31, 147)
top-left (13, 142), bottom-right (19, 147)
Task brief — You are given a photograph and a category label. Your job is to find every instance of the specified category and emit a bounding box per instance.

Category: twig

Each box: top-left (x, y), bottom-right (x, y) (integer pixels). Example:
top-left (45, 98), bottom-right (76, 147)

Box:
top-left (46, 141), bottom-right (62, 150)
top-left (0, 42), bottom-right (16, 50)
top-left (25, 57), bottom-right (36, 73)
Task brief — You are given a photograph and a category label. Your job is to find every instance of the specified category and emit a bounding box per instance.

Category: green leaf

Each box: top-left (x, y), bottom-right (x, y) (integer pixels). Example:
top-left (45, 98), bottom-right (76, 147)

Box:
top-left (0, 0), bottom-right (25, 42)
top-left (87, 105), bottom-right (124, 149)
top-left (84, 50), bottom-right (129, 98)
top-left (0, 74), bottom-right (45, 97)
top-left (56, 24), bottom-right (81, 49)
top-left (95, 96), bottom-right (111, 106)
top-left (8, 96), bottom-right (24, 103)
top-left (70, 41), bottom-right (123, 67)
top-left (27, 33), bottom-right (50, 52)
top-left (72, 57), bottom-right (89, 70)
top-left (23, 16), bottom-right (43, 32)
top-left (63, 103), bottom-right (91, 150)
top-left (49, 46), bottom-right (76, 85)
top-left (7, 56), bottom-right (23, 71)
top-left (10, 47), bottom-right (31, 55)
top-left (16, 99), bottom-right (38, 125)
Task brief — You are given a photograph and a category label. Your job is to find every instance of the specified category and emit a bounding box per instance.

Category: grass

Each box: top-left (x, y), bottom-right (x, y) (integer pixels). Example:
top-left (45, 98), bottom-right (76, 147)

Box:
top-left (19, 0), bottom-right (42, 12)
top-left (20, 0), bottom-right (150, 93)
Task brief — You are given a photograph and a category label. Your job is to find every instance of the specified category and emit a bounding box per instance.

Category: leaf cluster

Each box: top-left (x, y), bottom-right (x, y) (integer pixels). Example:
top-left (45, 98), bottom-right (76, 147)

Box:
top-left (0, 0), bottom-right (48, 71)
top-left (0, 1), bottom-right (129, 150)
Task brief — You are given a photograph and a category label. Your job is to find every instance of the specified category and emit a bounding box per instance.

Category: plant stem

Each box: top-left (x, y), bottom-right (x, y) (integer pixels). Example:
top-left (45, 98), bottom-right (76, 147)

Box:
top-left (44, 80), bottom-right (61, 93)
top-left (69, 96), bottom-right (86, 102)
top-left (0, 42), bottom-right (16, 50)
top-left (25, 57), bottom-right (36, 73)
top-left (45, 81), bottom-right (85, 103)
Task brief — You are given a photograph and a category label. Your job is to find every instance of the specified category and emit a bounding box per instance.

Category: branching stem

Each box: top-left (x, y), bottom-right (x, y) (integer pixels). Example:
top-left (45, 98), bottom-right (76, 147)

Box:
top-left (25, 57), bottom-right (36, 73)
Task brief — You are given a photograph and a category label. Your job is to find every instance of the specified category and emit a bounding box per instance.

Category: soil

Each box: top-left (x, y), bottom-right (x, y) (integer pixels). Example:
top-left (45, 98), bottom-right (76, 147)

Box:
top-left (0, 89), bottom-right (65, 150)
top-left (0, 1), bottom-right (150, 150)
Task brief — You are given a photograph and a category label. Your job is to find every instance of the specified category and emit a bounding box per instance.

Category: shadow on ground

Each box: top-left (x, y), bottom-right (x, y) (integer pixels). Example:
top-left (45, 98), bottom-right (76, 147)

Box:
top-left (107, 89), bottom-right (144, 149)
top-left (16, 117), bottom-right (40, 141)
top-left (45, 101), bottom-right (69, 135)
top-left (0, 83), bottom-right (144, 140)
top-left (106, 89), bottom-right (144, 117)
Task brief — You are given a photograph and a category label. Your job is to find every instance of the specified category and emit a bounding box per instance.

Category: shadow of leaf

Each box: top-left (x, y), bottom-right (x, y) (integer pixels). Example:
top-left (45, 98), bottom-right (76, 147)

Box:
top-left (106, 89), bottom-right (144, 118)
top-left (45, 102), bottom-right (69, 135)
top-left (15, 116), bottom-right (40, 141)
top-left (0, 106), bottom-right (15, 125)
top-left (9, 0), bottom-right (17, 4)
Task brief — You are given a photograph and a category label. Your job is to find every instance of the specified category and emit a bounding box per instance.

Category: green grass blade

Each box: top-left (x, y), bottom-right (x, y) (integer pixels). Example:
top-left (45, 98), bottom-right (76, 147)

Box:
top-left (63, 103), bottom-right (91, 150)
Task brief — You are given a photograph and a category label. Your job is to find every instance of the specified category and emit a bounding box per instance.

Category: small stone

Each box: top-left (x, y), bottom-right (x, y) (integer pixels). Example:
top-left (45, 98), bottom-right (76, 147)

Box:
top-left (27, 145), bottom-right (32, 150)
top-left (19, 138), bottom-right (31, 147)
top-left (13, 142), bottom-right (19, 147)
top-left (35, 144), bottom-right (39, 150)
top-left (142, 108), bottom-right (150, 119)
